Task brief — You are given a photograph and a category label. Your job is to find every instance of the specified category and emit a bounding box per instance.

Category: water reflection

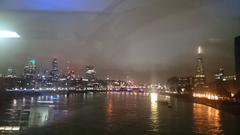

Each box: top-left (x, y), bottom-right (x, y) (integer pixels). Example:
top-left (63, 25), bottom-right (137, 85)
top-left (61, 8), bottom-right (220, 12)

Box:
top-left (28, 106), bottom-right (53, 127)
top-left (0, 93), bottom-right (238, 135)
top-left (157, 95), bottom-right (171, 103)
top-left (106, 98), bottom-right (113, 128)
top-left (0, 95), bottom-right (68, 134)
top-left (150, 93), bottom-right (159, 132)
top-left (193, 103), bottom-right (223, 135)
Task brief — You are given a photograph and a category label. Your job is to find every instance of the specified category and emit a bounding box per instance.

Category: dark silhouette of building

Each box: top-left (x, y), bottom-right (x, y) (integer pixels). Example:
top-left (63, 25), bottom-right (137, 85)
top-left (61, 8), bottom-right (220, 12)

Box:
top-left (167, 76), bottom-right (193, 94)
top-left (235, 36), bottom-right (240, 80)
top-left (6, 68), bottom-right (16, 78)
top-left (214, 68), bottom-right (224, 80)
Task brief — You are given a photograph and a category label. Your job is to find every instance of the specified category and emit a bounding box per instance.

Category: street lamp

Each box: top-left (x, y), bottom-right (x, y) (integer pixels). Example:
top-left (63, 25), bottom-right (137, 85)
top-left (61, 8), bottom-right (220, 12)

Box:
top-left (0, 30), bottom-right (20, 38)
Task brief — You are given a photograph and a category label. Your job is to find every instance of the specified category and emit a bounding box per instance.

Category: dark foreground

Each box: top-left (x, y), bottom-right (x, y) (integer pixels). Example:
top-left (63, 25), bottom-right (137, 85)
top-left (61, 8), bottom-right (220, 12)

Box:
top-left (0, 92), bottom-right (240, 135)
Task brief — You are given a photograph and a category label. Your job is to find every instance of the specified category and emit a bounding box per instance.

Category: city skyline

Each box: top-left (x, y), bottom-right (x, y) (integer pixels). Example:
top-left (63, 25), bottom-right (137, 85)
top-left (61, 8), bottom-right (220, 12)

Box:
top-left (0, 43), bottom-right (237, 83)
top-left (0, 1), bottom-right (240, 135)
top-left (0, 0), bottom-right (240, 82)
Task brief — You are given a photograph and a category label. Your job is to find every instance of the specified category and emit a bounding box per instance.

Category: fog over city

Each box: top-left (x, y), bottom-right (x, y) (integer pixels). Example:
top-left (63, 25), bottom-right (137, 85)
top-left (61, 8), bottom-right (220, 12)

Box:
top-left (0, 0), bottom-right (240, 82)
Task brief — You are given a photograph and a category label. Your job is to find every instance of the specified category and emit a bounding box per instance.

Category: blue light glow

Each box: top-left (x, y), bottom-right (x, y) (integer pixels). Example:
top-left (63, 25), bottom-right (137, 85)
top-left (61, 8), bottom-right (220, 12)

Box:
top-left (0, 0), bottom-right (113, 12)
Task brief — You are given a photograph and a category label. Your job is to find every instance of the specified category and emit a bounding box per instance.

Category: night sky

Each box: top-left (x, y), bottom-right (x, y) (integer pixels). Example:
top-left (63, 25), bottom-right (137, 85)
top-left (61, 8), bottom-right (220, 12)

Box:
top-left (0, 0), bottom-right (240, 83)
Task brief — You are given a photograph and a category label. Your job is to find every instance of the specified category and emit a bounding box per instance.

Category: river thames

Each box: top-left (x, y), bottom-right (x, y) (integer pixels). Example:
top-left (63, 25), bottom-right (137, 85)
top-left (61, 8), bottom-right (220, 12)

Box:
top-left (0, 92), bottom-right (239, 135)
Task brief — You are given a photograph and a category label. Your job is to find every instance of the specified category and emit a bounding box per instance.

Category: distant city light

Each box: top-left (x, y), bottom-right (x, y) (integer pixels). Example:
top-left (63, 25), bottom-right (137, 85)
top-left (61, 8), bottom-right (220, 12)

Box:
top-left (0, 126), bottom-right (20, 131)
top-left (0, 30), bottom-right (20, 38)
top-left (193, 93), bottom-right (219, 100)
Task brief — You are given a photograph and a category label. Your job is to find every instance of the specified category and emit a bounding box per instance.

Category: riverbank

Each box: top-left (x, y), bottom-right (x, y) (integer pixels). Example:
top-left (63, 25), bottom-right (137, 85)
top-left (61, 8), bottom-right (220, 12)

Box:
top-left (168, 93), bottom-right (240, 115)
top-left (193, 97), bottom-right (240, 115)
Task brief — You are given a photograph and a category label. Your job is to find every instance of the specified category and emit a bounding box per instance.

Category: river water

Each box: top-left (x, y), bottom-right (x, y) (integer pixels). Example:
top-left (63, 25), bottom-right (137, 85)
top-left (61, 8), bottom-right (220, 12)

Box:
top-left (0, 92), bottom-right (239, 135)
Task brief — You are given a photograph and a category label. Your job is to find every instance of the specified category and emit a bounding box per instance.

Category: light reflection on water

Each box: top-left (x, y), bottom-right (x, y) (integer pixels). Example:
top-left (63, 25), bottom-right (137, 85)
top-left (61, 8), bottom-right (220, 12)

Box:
top-left (150, 93), bottom-right (159, 132)
top-left (0, 93), bottom-right (239, 135)
top-left (106, 97), bottom-right (113, 127)
top-left (193, 103), bottom-right (223, 135)
top-left (0, 95), bottom-right (70, 134)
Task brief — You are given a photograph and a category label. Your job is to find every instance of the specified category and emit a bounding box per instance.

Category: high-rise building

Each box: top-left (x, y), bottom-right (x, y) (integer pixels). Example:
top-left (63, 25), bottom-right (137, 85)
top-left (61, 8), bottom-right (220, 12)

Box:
top-left (6, 68), bottom-right (16, 78)
top-left (50, 58), bottom-right (59, 82)
top-left (85, 65), bottom-right (96, 81)
top-left (23, 59), bottom-right (37, 87)
top-left (24, 59), bottom-right (37, 80)
top-left (235, 36), bottom-right (240, 80)
top-left (167, 76), bottom-right (193, 94)
top-left (193, 46), bottom-right (206, 88)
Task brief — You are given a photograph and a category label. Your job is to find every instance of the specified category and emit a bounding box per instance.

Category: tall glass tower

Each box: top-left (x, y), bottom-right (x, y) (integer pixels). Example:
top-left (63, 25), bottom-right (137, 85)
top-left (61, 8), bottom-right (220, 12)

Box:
top-left (194, 46), bottom-right (206, 88)
top-left (50, 58), bottom-right (59, 82)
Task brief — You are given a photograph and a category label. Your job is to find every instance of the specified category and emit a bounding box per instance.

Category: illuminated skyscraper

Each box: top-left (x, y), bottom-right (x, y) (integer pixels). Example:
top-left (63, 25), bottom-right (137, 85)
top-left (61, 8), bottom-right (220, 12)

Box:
top-left (24, 59), bottom-right (37, 80)
top-left (50, 58), bottom-right (59, 82)
top-left (193, 46), bottom-right (206, 87)
top-left (24, 59), bottom-right (37, 87)
top-left (85, 65), bottom-right (96, 81)
top-left (235, 36), bottom-right (240, 80)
